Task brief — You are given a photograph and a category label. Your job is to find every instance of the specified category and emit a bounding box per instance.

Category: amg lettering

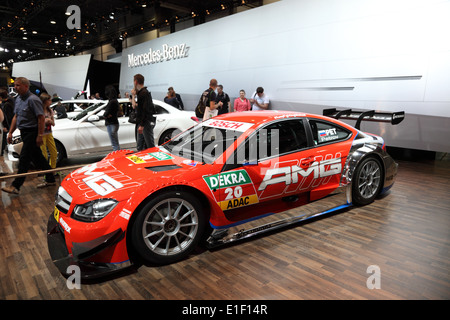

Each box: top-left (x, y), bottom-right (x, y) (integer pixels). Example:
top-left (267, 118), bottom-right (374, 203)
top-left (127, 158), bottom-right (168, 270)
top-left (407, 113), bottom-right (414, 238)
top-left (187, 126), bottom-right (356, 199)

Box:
top-left (258, 158), bottom-right (342, 191)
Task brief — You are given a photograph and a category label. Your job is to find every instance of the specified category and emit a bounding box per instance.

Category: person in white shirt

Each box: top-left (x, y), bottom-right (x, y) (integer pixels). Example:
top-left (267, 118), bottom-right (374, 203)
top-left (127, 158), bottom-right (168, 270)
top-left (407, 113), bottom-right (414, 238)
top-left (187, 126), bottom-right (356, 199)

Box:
top-left (250, 87), bottom-right (269, 111)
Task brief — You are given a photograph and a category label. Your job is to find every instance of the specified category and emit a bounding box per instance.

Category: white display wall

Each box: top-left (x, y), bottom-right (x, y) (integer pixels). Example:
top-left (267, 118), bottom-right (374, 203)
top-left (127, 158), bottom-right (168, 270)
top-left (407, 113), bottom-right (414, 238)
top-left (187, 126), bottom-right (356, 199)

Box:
top-left (116, 0), bottom-right (449, 152)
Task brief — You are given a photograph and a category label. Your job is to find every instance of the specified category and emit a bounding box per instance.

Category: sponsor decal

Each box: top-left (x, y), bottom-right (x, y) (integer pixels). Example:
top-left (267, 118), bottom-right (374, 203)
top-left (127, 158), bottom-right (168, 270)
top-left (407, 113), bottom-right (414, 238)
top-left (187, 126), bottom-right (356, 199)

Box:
top-left (59, 217), bottom-right (71, 234)
top-left (182, 159), bottom-right (198, 167)
top-left (119, 209), bottom-right (132, 221)
top-left (318, 128), bottom-right (338, 142)
top-left (53, 207), bottom-right (60, 223)
top-left (204, 170), bottom-right (251, 189)
top-left (203, 119), bottom-right (253, 133)
top-left (203, 169), bottom-right (259, 210)
top-left (127, 155), bottom-right (146, 164)
top-left (149, 152), bottom-right (174, 161)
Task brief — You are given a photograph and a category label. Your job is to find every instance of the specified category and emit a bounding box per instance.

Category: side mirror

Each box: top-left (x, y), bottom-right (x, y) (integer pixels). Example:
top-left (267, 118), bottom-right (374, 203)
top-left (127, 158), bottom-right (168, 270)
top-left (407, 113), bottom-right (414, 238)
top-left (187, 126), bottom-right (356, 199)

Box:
top-left (87, 115), bottom-right (100, 122)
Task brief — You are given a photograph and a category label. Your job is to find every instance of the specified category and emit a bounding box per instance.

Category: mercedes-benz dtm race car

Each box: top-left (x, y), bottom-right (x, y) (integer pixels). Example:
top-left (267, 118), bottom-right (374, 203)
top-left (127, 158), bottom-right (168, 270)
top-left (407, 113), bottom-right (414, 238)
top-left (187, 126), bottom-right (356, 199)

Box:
top-left (47, 109), bottom-right (404, 278)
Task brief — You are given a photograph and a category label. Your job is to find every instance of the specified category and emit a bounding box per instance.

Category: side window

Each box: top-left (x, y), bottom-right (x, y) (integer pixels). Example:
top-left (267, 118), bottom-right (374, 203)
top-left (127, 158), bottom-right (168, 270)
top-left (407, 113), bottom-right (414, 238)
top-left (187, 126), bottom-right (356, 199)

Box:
top-left (237, 119), bottom-right (307, 165)
top-left (263, 119), bottom-right (307, 156)
top-left (309, 120), bottom-right (351, 145)
top-left (154, 104), bottom-right (169, 115)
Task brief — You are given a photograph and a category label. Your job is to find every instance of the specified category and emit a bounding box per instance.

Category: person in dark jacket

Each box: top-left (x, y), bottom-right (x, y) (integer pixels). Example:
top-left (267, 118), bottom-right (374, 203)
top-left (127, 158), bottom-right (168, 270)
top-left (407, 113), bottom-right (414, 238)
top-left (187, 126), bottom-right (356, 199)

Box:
top-left (130, 74), bottom-right (156, 151)
top-left (103, 85), bottom-right (120, 151)
top-left (164, 87), bottom-right (184, 110)
top-left (2, 77), bottom-right (55, 194)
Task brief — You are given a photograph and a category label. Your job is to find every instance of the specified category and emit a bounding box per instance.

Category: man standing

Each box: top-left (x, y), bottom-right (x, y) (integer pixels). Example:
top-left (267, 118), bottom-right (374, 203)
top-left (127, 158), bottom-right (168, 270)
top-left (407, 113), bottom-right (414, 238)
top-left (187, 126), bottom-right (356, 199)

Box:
top-left (197, 78), bottom-right (220, 120)
top-left (215, 84), bottom-right (230, 115)
top-left (130, 74), bottom-right (156, 151)
top-left (2, 77), bottom-right (55, 194)
top-left (250, 86), bottom-right (270, 111)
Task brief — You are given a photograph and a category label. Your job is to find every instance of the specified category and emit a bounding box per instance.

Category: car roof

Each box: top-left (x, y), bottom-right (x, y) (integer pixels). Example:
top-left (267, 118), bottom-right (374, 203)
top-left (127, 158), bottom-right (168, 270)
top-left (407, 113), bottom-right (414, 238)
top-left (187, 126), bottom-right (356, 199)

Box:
top-left (212, 110), bottom-right (354, 131)
top-left (212, 110), bottom-right (309, 126)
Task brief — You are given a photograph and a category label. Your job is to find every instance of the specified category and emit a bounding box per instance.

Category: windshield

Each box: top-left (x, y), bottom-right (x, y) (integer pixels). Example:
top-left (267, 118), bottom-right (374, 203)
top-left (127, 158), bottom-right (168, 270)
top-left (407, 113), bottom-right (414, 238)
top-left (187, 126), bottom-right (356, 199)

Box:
top-left (72, 103), bottom-right (104, 121)
top-left (164, 119), bottom-right (254, 164)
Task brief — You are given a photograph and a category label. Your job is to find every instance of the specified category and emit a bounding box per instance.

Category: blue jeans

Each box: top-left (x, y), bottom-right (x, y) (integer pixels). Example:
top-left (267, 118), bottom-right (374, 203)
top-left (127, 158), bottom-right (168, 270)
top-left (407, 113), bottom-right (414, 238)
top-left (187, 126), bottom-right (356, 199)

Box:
top-left (106, 123), bottom-right (120, 151)
top-left (135, 121), bottom-right (155, 151)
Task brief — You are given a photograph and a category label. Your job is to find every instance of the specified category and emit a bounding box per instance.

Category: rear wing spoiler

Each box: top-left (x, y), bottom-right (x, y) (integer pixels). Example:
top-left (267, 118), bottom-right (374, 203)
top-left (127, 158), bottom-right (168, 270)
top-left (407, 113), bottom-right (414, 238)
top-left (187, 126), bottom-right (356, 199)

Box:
top-left (323, 108), bottom-right (405, 130)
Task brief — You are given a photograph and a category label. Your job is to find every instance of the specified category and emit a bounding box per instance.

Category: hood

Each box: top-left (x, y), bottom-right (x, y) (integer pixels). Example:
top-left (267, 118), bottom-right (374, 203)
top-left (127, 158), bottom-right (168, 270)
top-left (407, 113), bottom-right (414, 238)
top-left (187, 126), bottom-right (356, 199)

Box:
top-left (63, 148), bottom-right (203, 203)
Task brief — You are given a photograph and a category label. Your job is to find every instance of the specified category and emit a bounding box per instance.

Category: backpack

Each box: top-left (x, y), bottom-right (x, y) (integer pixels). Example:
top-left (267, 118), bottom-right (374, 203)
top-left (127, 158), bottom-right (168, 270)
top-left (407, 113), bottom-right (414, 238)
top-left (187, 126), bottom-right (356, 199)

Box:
top-left (195, 89), bottom-right (210, 118)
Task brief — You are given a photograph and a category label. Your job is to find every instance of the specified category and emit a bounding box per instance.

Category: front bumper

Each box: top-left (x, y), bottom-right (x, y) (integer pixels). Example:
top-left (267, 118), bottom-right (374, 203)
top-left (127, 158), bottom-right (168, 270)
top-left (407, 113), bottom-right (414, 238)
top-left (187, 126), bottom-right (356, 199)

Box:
top-left (46, 213), bottom-right (133, 279)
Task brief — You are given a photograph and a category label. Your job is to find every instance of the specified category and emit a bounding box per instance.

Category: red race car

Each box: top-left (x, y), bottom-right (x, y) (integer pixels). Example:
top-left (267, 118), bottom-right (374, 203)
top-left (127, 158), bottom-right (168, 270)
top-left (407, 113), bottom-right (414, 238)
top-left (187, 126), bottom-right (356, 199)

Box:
top-left (47, 109), bottom-right (404, 278)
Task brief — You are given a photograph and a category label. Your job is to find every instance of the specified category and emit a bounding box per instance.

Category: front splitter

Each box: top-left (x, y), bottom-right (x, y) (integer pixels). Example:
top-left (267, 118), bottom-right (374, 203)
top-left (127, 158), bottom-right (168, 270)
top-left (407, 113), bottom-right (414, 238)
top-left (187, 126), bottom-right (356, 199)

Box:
top-left (46, 213), bottom-right (132, 279)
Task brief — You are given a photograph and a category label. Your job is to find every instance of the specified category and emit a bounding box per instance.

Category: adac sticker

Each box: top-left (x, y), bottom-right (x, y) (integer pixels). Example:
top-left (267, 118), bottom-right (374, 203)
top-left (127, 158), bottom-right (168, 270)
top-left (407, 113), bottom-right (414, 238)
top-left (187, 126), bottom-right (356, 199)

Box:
top-left (203, 169), bottom-right (259, 210)
top-left (127, 155), bottom-right (146, 164)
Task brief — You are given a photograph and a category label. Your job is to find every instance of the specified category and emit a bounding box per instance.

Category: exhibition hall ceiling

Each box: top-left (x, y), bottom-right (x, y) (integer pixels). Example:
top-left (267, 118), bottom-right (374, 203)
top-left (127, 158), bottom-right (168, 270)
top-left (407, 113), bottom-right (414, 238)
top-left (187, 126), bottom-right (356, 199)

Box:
top-left (0, 0), bottom-right (264, 66)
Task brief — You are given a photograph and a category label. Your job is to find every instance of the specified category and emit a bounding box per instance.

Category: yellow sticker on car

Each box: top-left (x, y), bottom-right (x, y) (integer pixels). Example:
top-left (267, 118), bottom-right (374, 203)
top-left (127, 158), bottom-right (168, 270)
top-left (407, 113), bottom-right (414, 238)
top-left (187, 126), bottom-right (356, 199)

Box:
top-left (218, 194), bottom-right (259, 211)
top-left (53, 207), bottom-right (60, 223)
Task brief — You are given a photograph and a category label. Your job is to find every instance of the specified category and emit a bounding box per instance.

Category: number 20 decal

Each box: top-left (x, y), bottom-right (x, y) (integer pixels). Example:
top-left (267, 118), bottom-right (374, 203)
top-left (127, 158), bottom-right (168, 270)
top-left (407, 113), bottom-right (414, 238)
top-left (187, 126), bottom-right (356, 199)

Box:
top-left (224, 186), bottom-right (243, 200)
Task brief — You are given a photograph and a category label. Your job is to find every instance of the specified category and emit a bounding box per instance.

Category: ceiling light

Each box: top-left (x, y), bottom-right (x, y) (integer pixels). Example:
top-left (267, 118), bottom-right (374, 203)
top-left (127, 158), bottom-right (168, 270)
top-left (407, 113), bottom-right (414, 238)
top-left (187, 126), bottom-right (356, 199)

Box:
top-left (50, 20), bottom-right (56, 24)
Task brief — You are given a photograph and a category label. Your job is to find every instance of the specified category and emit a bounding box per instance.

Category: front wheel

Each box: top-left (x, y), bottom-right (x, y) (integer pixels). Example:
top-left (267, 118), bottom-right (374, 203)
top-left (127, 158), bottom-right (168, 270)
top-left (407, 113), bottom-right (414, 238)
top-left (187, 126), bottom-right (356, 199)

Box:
top-left (352, 157), bottom-right (383, 206)
top-left (130, 191), bottom-right (207, 265)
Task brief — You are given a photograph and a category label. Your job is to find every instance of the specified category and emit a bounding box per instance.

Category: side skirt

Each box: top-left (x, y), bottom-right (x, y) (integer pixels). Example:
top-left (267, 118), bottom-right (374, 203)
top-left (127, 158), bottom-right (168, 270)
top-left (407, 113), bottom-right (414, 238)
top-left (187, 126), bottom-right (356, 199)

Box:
top-left (206, 186), bottom-right (353, 249)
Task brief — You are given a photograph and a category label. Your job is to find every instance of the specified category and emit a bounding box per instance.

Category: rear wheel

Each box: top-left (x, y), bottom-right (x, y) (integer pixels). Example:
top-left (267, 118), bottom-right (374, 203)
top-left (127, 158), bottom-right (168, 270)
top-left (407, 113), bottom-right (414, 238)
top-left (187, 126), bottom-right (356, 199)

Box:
top-left (131, 191), bottom-right (207, 265)
top-left (352, 157), bottom-right (383, 205)
top-left (158, 129), bottom-right (181, 145)
top-left (55, 140), bottom-right (66, 166)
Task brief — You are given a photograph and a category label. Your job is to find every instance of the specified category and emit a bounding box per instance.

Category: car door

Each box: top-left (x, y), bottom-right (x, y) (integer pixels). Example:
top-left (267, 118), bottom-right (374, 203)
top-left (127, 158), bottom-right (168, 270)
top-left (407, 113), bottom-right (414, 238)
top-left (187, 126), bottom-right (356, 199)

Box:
top-left (218, 118), bottom-right (313, 211)
top-left (73, 110), bottom-right (112, 154)
top-left (116, 100), bottom-right (136, 149)
top-left (152, 103), bottom-right (171, 142)
top-left (305, 118), bottom-right (353, 201)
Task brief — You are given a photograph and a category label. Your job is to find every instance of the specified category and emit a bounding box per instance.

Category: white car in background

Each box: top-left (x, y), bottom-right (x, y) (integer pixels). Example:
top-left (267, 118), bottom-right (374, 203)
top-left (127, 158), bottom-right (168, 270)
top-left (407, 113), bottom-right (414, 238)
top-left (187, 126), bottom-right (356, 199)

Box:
top-left (51, 99), bottom-right (106, 119)
top-left (8, 99), bottom-right (199, 165)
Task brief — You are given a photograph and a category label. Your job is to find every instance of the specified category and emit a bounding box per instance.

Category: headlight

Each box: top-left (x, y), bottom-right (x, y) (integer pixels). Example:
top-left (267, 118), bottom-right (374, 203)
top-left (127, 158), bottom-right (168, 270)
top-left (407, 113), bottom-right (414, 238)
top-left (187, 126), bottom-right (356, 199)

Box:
top-left (72, 199), bottom-right (118, 222)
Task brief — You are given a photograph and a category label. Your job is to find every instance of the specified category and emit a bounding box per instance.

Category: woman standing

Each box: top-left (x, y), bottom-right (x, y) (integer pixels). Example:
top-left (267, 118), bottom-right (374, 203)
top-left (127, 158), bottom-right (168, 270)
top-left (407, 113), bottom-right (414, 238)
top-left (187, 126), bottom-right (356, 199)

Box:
top-left (104, 85), bottom-right (120, 151)
top-left (233, 90), bottom-right (251, 112)
top-left (39, 93), bottom-right (58, 168)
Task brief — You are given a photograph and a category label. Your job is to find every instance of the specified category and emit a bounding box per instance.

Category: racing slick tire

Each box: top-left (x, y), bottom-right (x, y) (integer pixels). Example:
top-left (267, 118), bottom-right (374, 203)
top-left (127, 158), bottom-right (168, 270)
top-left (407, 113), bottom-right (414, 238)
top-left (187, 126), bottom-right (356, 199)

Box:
top-left (352, 156), bottom-right (383, 206)
top-left (130, 191), bottom-right (207, 265)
